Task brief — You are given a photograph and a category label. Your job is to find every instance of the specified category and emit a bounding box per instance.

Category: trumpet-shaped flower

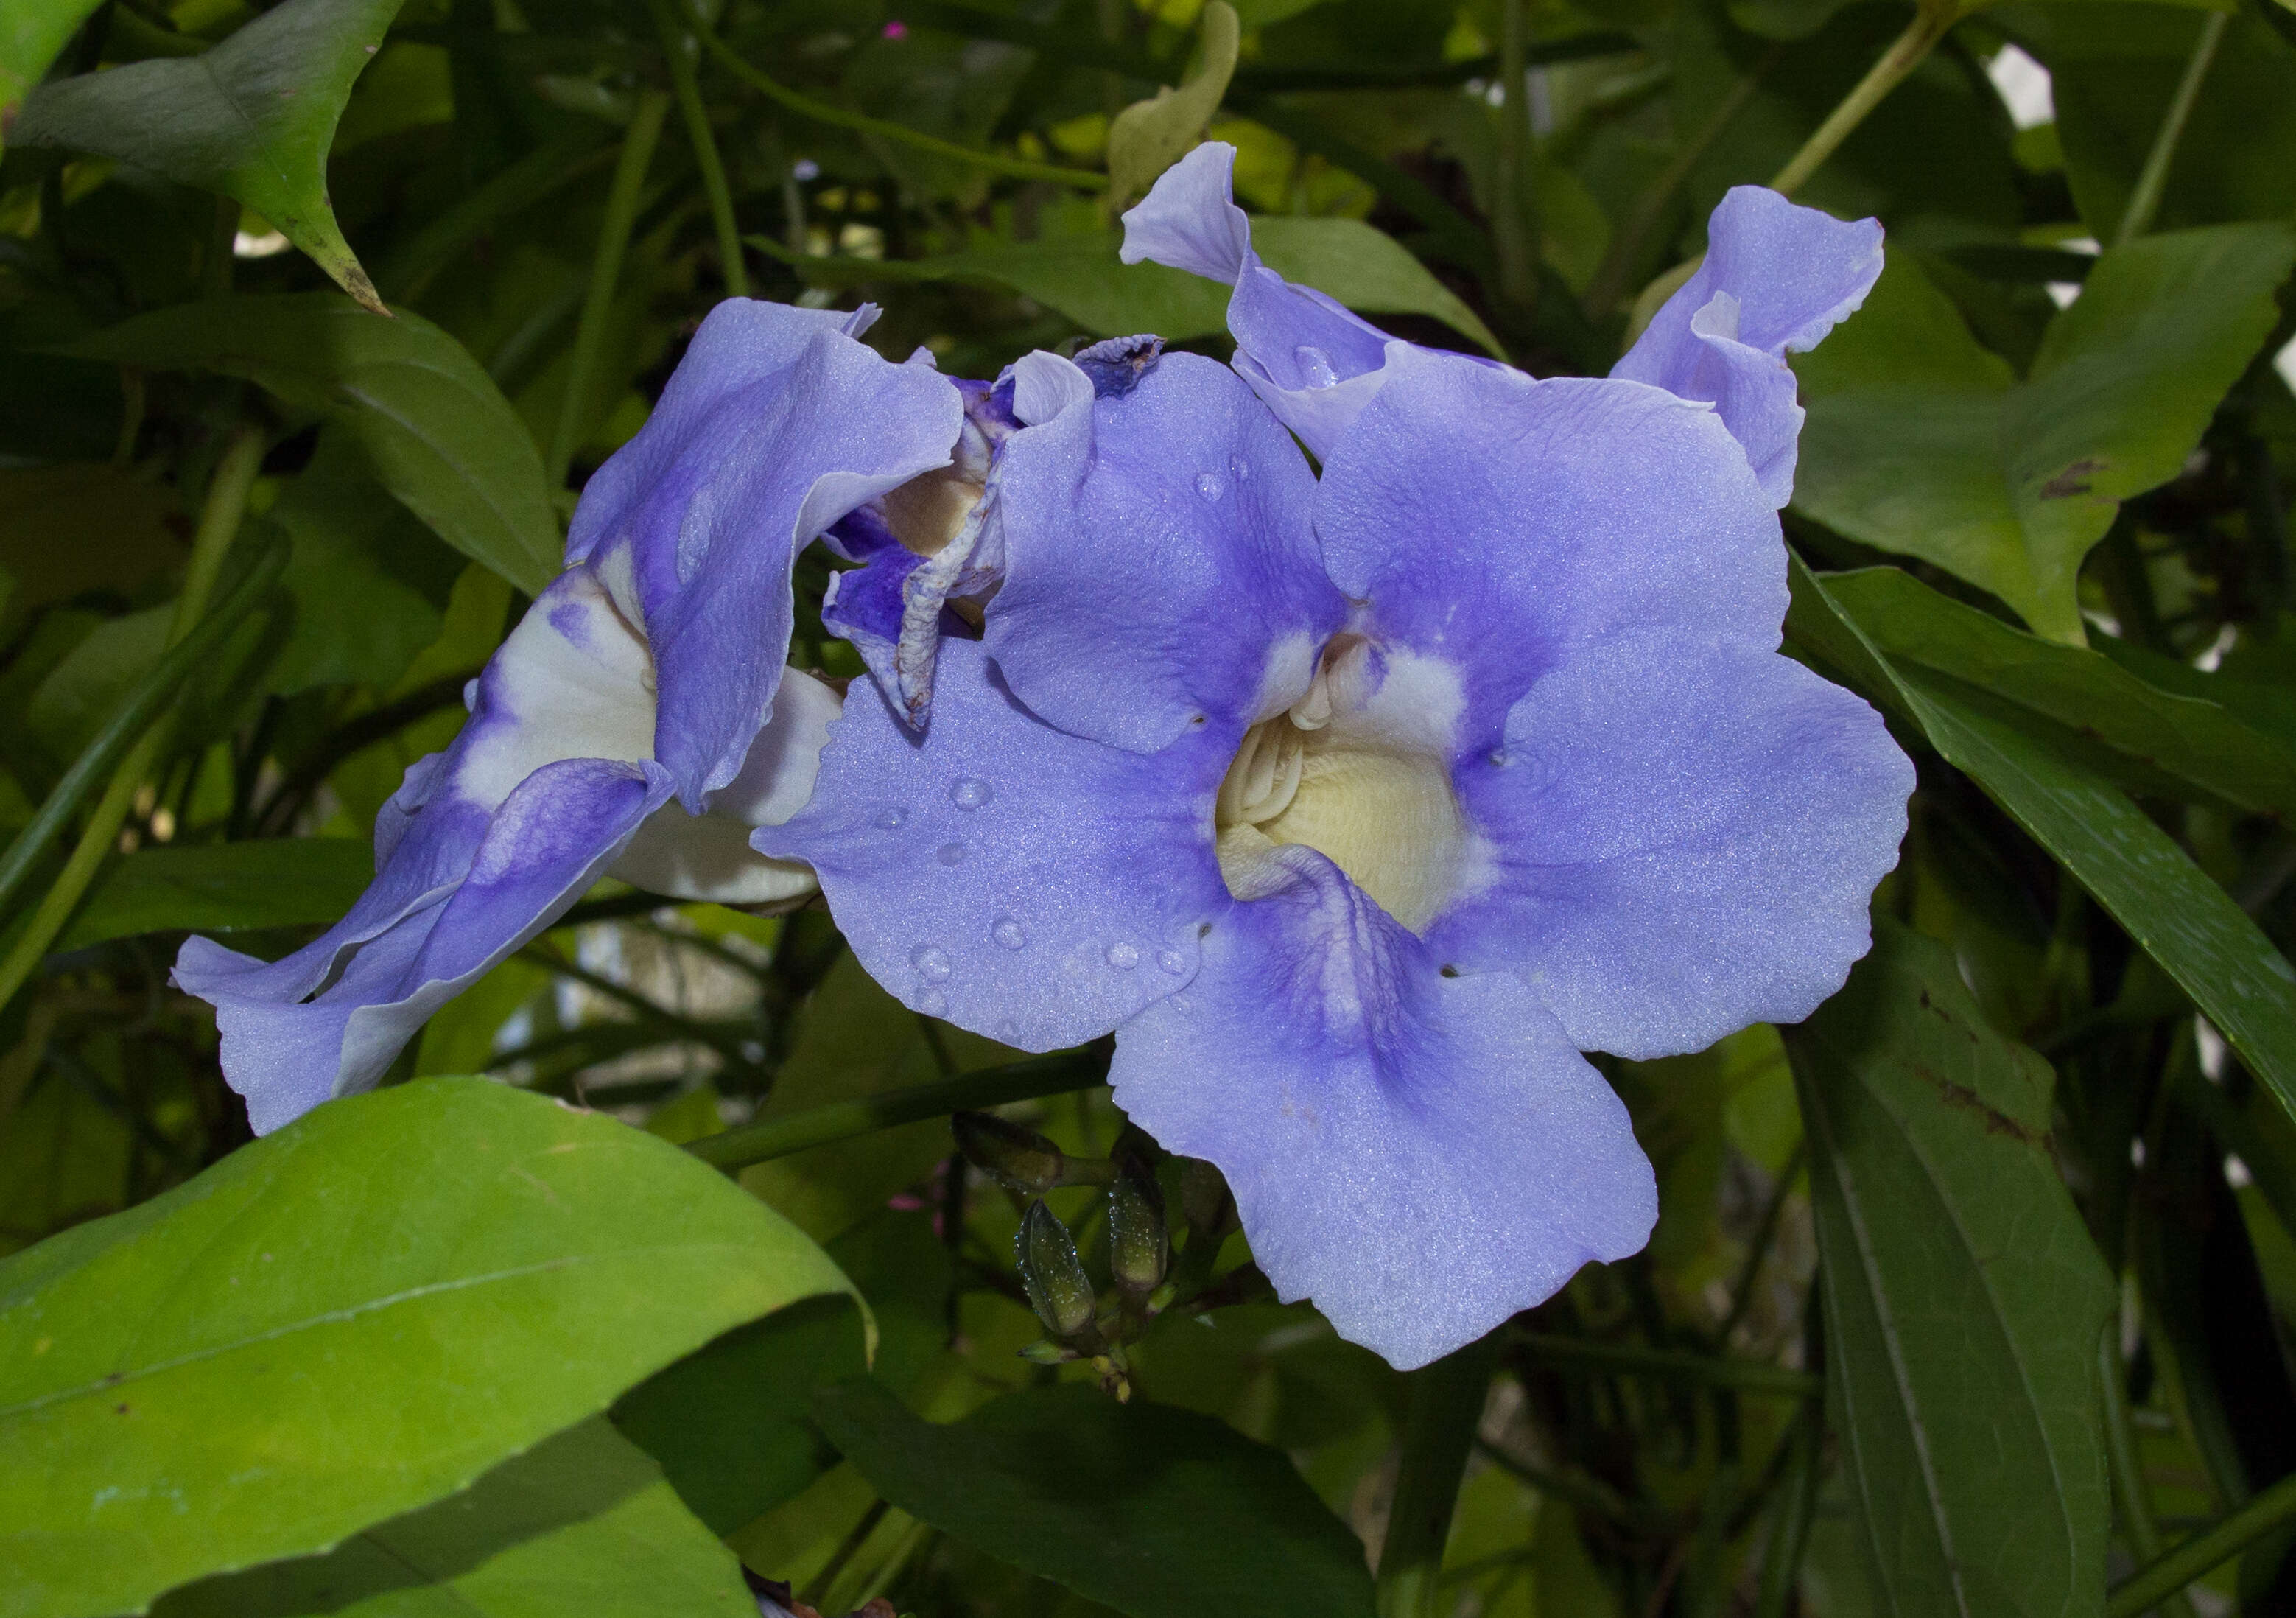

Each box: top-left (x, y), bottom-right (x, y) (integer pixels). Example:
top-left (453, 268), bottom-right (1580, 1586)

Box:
top-left (176, 301), bottom-right (963, 1132)
top-left (761, 203), bottom-right (1911, 1367)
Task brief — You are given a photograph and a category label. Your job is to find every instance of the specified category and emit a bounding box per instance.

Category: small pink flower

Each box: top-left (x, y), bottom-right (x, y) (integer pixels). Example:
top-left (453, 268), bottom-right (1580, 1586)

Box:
top-left (881, 19), bottom-right (908, 38)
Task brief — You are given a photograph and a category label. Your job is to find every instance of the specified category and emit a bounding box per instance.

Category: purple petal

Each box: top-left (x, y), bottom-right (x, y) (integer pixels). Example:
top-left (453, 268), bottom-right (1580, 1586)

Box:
top-left (566, 298), bottom-right (963, 807)
top-left (754, 637), bottom-right (1229, 1051)
top-left (986, 351), bottom-right (1347, 753)
top-left (1316, 346), bottom-right (1784, 735)
top-left (1112, 846), bottom-right (1656, 1370)
top-left (1430, 630), bottom-right (1912, 1059)
top-left (1611, 186), bottom-right (1883, 507)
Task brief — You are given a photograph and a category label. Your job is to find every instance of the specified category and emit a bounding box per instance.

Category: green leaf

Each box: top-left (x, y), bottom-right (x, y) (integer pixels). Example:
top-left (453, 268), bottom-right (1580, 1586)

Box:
top-left (0, 0), bottom-right (105, 152)
top-left (51, 838), bottom-right (376, 952)
top-left (1786, 920), bottom-right (2115, 1618)
top-left (814, 1379), bottom-right (1379, 1618)
top-left (11, 0), bottom-right (405, 312)
top-left (1786, 558), bottom-right (2296, 1129)
top-left (66, 295), bottom-right (562, 595)
top-left (1794, 228), bottom-right (2296, 641)
top-left (1821, 566), bottom-right (2296, 818)
top-left (1107, 5), bottom-right (1240, 209)
top-left (0, 1071), bottom-right (132, 1258)
top-left (0, 1079), bottom-right (857, 1618)
top-left (1252, 216), bottom-right (1504, 357)
top-left (152, 1418), bottom-right (756, 1618)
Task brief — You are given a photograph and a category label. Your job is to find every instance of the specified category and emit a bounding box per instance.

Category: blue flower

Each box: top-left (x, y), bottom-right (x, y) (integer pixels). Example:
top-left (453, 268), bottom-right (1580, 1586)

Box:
top-left (759, 184), bottom-right (1912, 1367)
top-left (175, 301), bottom-right (964, 1133)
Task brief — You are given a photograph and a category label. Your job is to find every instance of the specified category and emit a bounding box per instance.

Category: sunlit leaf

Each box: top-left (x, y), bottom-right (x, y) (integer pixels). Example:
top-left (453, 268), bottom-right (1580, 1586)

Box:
top-left (1108, 4), bottom-right (1240, 209)
top-left (0, 0), bottom-right (105, 155)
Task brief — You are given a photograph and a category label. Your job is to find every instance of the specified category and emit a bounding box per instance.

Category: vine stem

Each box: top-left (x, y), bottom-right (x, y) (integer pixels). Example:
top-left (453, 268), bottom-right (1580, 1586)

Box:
top-left (2109, 1471), bottom-right (2296, 1618)
top-left (2100, 1328), bottom-right (2200, 1618)
top-left (1375, 1334), bottom-right (1499, 1618)
top-left (1766, 0), bottom-right (1956, 197)
top-left (0, 427), bottom-right (266, 1011)
top-left (1492, 0), bottom-right (1540, 310)
top-left (550, 89), bottom-right (673, 487)
top-left (2113, 10), bottom-right (2227, 246)
top-left (648, 0), bottom-right (749, 298)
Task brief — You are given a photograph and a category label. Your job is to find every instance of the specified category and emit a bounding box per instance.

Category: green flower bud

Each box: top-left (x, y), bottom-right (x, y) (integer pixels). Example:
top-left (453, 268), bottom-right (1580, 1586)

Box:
top-left (1108, 1155), bottom-right (1169, 1296)
top-left (952, 1110), bottom-right (1067, 1193)
top-left (1014, 1199), bottom-right (1098, 1339)
top-left (1179, 1157), bottom-right (1236, 1241)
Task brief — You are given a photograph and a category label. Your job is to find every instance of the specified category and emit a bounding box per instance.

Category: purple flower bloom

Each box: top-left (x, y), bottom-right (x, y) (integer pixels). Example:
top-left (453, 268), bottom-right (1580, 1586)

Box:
top-left (176, 301), bottom-right (963, 1133)
top-left (762, 203), bottom-right (1911, 1366)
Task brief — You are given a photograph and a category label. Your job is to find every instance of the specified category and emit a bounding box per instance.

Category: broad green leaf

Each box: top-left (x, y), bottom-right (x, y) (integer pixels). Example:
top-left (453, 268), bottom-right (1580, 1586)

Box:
top-left (1786, 920), bottom-right (2114, 1618)
top-left (66, 295), bottom-right (562, 595)
top-left (0, 0), bottom-right (104, 153)
top-left (12, 0), bottom-right (404, 312)
top-left (0, 1079), bottom-right (856, 1618)
top-left (152, 1418), bottom-right (755, 1618)
top-left (1794, 228), bottom-right (2296, 641)
top-left (1786, 558), bottom-right (2296, 1127)
top-left (0, 1072), bottom-right (131, 1258)
top-left (1252, 216), bottom-right (1504, 356)
top-left (1822, 566), bottom-right (2296, 818)
top-left (815, 1379), bottom-right (1380, 1618)
top-left (1108, 5), bottom-right (1240, 208)
top-left (52, 838), bottom-right (376, 952)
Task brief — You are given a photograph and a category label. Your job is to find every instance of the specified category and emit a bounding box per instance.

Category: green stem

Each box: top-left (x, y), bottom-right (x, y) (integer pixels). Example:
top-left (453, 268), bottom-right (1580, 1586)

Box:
top-left (698, 29), bottom-right (1109, 191)
top-left (1751, 1399), bottom-right (1823, 1618)
top-left (1514, 1331), bottom-right (1819, 1397)
top-left (1376, 1334), bottom-right (1500, 1618)
top-left (1767, 0), bottom-right (1955, 197)
top-left (649, 0), bottom-right (749, 298)
top-left (682, 1051), bottom-right (1107, 1172)
top-left (2108, 1471), bottom-right (2296, 1618)
top-left (550, 89), bottom-right (673, 486)
top-left (1492, 0), bottom-right (1540, 309)
top-left (1717, 1138), bottom-right (1806, 1347)
top-left (2102, 1328), bottom-right (2201, 1618)
top-left (0, 428), bottom-right (267, 1009)
top-left (2113, 10), bottom-right (2227, 246)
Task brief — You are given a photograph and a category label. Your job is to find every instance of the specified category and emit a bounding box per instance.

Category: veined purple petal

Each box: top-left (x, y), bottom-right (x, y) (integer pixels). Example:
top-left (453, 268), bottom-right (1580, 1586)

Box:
top-left (1112, 846), bottom-right (1656, 1370)
top-left (986, 351), bottom-right (1347, 753)
top-left (1611, 186), bottom-right (1883, 507)
top-left (566, 298), bottom-right (963, 807)
top-left (1430, 630), bottom-right (1912, 1059)
top-left (754, 637), bottom-right (1228, 1051)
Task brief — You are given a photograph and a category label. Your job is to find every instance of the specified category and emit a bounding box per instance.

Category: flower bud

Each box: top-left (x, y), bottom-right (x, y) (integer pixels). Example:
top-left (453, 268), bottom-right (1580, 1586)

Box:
top-left (1179, 1157), bottom-right (1236, 1241)
top-left (1014, 1199), bottom-right (1098, 1339)
top-left (952, 1110), bottom-right (1067, 1193)
top-left (1108, 1155), bottom-right (1169, 1297)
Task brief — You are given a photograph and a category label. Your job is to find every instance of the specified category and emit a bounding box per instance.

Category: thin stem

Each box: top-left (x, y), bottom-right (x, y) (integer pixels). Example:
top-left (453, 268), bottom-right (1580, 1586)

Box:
top-left (550, 88), bottom-right (673, 486)
top-left (1474, 1437), bottom-right (1658, 1527)
top-left (648, 0), bottom-right (749, 298)
top-left (0, 428), bottom-right (267, 1009)
top-left (698, 29), bottom-right (1109, 190)
top-left (1513, 1331), bottom-right (1819, 1398)
top-left (1718, 1138), bottom-right (1807, 1347)
top-left (682, 1051), bottom-right (1108, 1172)
top-left (1376, 1334), bottom-right (1500, 1618)
top-left (2102, 1328), bottom-right (2201, 1618)
top-left (2109, 1471), bottom-right (2296, 1618)
top-left (1751, 1400), bottom-right (1823, 1618)
top-left (1767, 0), bottom-right (1955, 197)
top-left (1492, 0), bottom-right (1540, 309)
top-left (2114, 10), bottom-right (2227, 246)
top-left (802, 1499), bottom-right (889, 1611)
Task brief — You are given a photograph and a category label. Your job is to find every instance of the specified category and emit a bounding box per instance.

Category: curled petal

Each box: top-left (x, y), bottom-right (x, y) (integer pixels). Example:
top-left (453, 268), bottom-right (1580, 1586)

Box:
top-left (1431, 631), bottom-right (1913, 1059)
top-left (1612, 187), bottom-right (1883, 506)
top-left (1112, 847), bottom-right (1657, 1370)
top-left (754, 638), bottom-right (1229, 1051)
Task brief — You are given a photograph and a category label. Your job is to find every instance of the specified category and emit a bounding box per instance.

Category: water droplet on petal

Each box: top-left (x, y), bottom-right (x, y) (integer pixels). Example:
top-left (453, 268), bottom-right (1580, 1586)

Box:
top-left (949, 777), bottom-right (993, 810)
top-left (997, 1018), bottom-right (1022, 1041)
top-left (1196, 472), bottom-right (1224, 500)
top-left (992, 917), bottom-right (1027, 950)
top-left (1105, 942), bottom-right (1140, 970)
top-left (1295, 346), bottom-right (1337, 389)
top-left (919, 988), bottom-right (949, 1017)
top-left (1157, 948), bottom-right (1187, 975)
top-left (1488, 747), bottom-right (1509, 768)
top-left (911, 944), bottom-right (952, 981)
top-left (936, 841), bottom-right (967, 866)
top-left (1230, 454), bottom-right (1251, 481)
top-left (874, 807), bottom-right (908, 830)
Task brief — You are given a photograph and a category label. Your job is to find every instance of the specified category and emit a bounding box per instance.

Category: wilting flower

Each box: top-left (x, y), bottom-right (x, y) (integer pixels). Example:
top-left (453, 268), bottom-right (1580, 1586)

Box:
top-left (175, 301), bottom-right (962, 1132)
top-left (760, 172), bottom-right (1912, 1368)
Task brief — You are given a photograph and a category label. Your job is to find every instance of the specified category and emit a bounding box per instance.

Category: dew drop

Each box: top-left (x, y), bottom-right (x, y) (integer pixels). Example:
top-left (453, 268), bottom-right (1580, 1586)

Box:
top-left (991, 917), bottom-right (1027, 950)
top-left (919, 988), bottom-right (949, 1017)
top-left (1105, 941), bottom-right (1140, 970)
top-left (1295, 345), bottom-right (1337, 389)
top-left (949, 777), bottom-right (994, 810)
top-left (1196, 471), bottom-right (1224, 501)
top-left (935, 841), bottom-right (967, 866)
top-left (1230, 453), bottom-right (1251, 481)
top-left (997, 1018), bottom-right (1022, 1041)
top-left (874, 806), bottom-right (908, 830)
top-left (1157, 948), bottom-right (1187, 976)
top-left (910, 944), bottom-right (952, 982)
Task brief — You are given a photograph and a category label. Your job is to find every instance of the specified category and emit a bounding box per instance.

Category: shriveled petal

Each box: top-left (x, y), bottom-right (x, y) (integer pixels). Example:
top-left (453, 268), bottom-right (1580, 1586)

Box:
top-left (177, 758), bottom-right (673, 1133)
top-left (1316, 346), bottom-right (1785, 735)
top-left (1112, 847), bottom-right (1656, 1370)
top-left (754, 638), bottom-right (1228, 1051)
top-left (566, 298), bottom-right (963, 806)
top-left (1430, 631), bottom-right (1912, 1060)
top-left (1611, 186), bottom-right (1883, 506)
top-left (986, 351), bottom-right (1346, 752)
